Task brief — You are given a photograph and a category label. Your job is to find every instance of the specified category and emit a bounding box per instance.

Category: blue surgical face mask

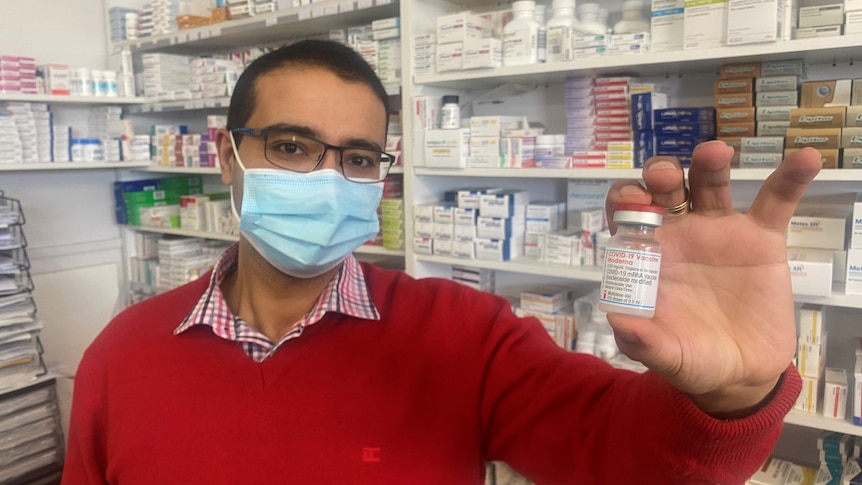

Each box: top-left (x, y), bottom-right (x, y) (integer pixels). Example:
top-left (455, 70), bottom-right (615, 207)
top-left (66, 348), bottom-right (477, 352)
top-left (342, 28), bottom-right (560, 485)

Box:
top-left (229, 132), bottom-right (383, 278)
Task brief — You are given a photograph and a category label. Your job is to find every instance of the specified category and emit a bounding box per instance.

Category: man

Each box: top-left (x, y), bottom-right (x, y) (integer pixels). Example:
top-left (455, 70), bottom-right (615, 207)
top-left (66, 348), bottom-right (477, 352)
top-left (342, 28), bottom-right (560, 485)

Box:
top-left (63, 40), bottom-right (820, 484)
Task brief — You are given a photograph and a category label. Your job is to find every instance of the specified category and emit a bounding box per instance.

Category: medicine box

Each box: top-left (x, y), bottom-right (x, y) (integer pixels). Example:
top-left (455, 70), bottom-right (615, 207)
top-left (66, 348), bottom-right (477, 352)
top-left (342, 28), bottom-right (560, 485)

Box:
top-left (756, 91), bottom-right (798, 106)
top-left (824, 368), bottom-right (847, 420)
top-left (479, 190), bottom-right (529, 218)
top-left (462, 38), bottom-right (502, 70)
top-left (794, 25), bottom-right (843, 38)
top-left (848, 249), bottom-right (862, 295)
top-left (718, 107), bottom-right (756, 123)
top-left (453, 207), bottom-right (480, 226)
top-left (798, 339), bottom-right (827, 378)
top-left (798, 304), bottom-right (825, 345)
top-left (655, 122), bottom-right (715, 137)
top-left (740, 152), bottom-right (782, 167)
top-left (846, 149), bottom-right (862, 168)
top-left (433, 239), bottom-right (453, 257)
top-left (457, 187), bottom-right (503, 209)
top-left (848, 106), bottom-right (862, 127)
top-left (796, 374), bottom-right (821, 413)
top-left (717, 123), bottom-right (756, 137)
top-left (452, 241), bottom-right (476, 259)
top-left (756, 121), bottom-right (791, 136)
top-left (424, 129), bottom-right (470, 168)
top-left (789, 107), bottom-right (846, 128)
top-left (650, 0), bottom-right (685, 53)
top-left (757, 105), bottom-right (795, 121)
top-left (741, 136), bottom-right (785, 153)
top-left (454, 224), bottom-right (477, 242)
top-left (470, 116), bottom-right (524, 137)
top-left (413, 221), bottom-right (434, 238)
top-left (788, 209), bottom-right (849, 250)
top-left (720, 62), bottom-right (762, 79)
top-left (714, 78), bottom-right (753, 94)
top-left (848, 11), bottom-right (862, 35)
top-left (788, 248), bottom-right (835, 297)
top-left (434, 222), bottom-right (454, 242)
top-left (798, 4), bottom-right (844, 28)
top-left (437, 11), bottom-right (492, 44)
top-left (852, 194), bottom-right (862, 249)
top-left (855, 358), bottom-right (862, 425)
top-left (784, 128), bottom-right (842, 149)
top-left (714, 93), bottom-right (754, 108)
top-left (684, 0), bottom-right (728, 50)
top-left (842, 127), bottom-right (862, 148)
top-left (520, 286), bottom-right (574, 313)
top-left (801, 80), bottom-right (852, 108)
top-left (475, 236), bottom-right (524, 261)
top-left (784, 148), bottom-right (839, 169)
top-left (477, 216), bottom-right (525, 239)
top-left (756, 76), bottom-right (799, 92)
top-left (727, 0), bottom-right (786, 45)
top-left (435, 42), bottom-right (463, 72)
top-left (762, 60), bottom-right (805, 77)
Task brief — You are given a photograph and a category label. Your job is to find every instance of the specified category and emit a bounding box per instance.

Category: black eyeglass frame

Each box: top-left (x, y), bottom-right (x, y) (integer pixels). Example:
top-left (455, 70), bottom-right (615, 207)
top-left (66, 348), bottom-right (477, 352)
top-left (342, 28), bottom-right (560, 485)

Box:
top-left (230, 127), bottom-right (395, 183)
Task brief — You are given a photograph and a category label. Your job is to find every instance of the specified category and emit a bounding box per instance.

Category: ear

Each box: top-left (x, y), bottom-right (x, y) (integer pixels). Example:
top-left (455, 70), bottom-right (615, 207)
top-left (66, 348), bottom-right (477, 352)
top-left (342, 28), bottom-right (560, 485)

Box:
top-left (216, 128), bottom-right (236, 186)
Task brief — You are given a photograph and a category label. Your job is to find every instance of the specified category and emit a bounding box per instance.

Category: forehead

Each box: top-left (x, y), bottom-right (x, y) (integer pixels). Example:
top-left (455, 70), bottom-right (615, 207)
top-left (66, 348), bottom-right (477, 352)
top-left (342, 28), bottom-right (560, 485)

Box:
top-left (248, 66), bottom-right (387, 143)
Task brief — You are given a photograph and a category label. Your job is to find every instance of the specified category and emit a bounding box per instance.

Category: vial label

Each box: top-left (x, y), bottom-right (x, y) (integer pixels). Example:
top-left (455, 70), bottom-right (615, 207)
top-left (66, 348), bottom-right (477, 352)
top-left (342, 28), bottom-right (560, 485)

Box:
top-left (599, 248), bottom-right (661, 311)
top-left (547, 26), bottom-right (566, 59)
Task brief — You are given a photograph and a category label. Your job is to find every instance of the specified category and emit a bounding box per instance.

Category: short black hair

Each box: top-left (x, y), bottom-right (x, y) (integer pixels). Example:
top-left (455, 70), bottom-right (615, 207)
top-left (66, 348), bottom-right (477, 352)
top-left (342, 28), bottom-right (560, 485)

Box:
top-left (227, 39), bottom-right (389, 142)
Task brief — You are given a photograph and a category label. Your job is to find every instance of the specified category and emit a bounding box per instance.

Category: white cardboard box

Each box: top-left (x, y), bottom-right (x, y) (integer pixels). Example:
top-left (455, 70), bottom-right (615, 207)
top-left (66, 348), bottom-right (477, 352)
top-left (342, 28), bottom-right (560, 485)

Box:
top-left (795, 373), bottom-right (821, 413)
top-left (788, 247), bottom-right (834, 297)
top-left (470, 116), bottom-right (524, 137)
top-left (436, 11), bottom-right (492, 44)
top-left (462, 38), bottom-right (502, 70)
top-left (798, 4), bottom-right (844, 28)
top-left (798, 339), bottom-right (826, 378)
top-left (727, 0), bottom-right (784, 45)
top-left (787, 210), bottom-right (849, 250)
top-left (651, 0), bottom-right (686, 53)
top-left (847, 249), bottom-right (862, 295)
top-left (479, 190), bottom-right (530, 218)
top-left (435, 42), bottom-right (464, 72)
top-left (798, 304), bottom-right (824, 345)
top-left (424, 129), bottom-right (470, 168)
top-left (476, 236), bottom-right (524, 261)
top-left (823, 367), bottom-right (848, 420)
top-left (684, 0), bottom-right (728, 50)
top-left (852, 193), bottom-right (862, 249)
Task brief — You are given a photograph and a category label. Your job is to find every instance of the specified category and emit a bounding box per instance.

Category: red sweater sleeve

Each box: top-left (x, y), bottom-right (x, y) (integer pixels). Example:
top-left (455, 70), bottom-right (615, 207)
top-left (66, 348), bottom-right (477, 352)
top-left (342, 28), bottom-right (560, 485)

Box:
top-left (62, 347), bottom-right (110, 485)
top-left (475, 293), bottom-right (801, 484)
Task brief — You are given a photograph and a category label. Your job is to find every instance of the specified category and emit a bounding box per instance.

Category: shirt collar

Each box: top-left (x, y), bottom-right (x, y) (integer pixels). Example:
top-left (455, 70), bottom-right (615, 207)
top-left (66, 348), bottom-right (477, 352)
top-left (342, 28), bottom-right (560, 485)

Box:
top-left (174, 244), bottom-right (380, 337)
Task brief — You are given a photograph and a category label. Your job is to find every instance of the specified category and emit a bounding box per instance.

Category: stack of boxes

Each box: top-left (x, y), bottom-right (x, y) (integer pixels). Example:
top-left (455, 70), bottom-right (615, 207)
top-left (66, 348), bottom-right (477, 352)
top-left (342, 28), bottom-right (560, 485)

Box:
top-left (0, 56), bottom-right (37, 95)
top-left (113, 175), bottom-right (204, 228)
top-left (817, 433), bottom-right (852, 484)
top-left (141, 53), bottom-right (192, 100)
top-left (0, 112), bottom-right (23, 163)
top-left (53, 124), bottom-right (71, 162)
top-left (109, 7), bottom-right (139, 42)
top-left (740, 136), bottom-right (785, 168)
top-left (150, 0), bottom-right (181, 36)
top-left (179, 192), bottom-right (231, 231)
top-left (593, 77), bottom-right (637, 154)
top-left (475, 190), bottom-right (529, 261)
top-left (190, 58), bottom-right (241, 99)
top-left (2, 103), bottom-right (40, 163)
top-left (227, 0), bottom-right (254, 19)
top-left (515, 286), bottom-right (576, 349)
top-left (786, 105), bottom-right (844, 169)
top-left (150, 124), bottom-right (188, 167)
top-left (847, 195), bottom-right (862, 296)
top-left (786, 207), bottom-right (851, 298)
top-left (796, 3), bottom-right (844, 38)
top-left (451, 265), bottom-right (495, 292)
top-left (254, 0), bottom-right (278, 15)
top-left (538, 206), bottom-right (605, 266)
top-left (153, 238), bottom-right (231, 293)
top-left (524, 202), bottom-right (566, 258)
top-left (624, 87), bottom-right (667, 168)
top-left (434, 11), bottom-right (494, 73)
top-left (376, 174), bottom-right (404, 250)
top-left (654, 107), bottom-right (715, 167)
top-left (470, 115), bottom-right (524, 169)
top-left (348, 25), bottom-right (402, 90)
top-left (848, 0), bottom-right (862, 34)
top-left (566, 76), bottom-right (597, 164)
top-left (412, 34), bottom-right (436, 77)
top-left (794, 304), bottom-right (828, 415)
top-left (845, 106), bottom-right (862, 169)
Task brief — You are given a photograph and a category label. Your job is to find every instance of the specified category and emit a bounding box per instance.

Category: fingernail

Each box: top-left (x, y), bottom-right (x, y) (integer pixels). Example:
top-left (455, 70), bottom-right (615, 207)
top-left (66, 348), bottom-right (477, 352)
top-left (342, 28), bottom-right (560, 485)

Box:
top-left (619, 184), bottom-right (644, 197)
top-left (694, 140), bottom-right (726, 152)
top-left (647, 160), bottom-right (677, 172)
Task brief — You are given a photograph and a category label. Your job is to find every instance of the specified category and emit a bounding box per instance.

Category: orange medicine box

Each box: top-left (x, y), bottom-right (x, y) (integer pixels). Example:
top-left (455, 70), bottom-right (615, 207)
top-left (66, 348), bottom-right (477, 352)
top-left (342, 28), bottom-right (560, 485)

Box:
top-left (718, 137), bottom-right (742, 152)
top-left (720, 62), bottom-right (762, 79)
top-left (717, 107), bottom-right (755, 123)
top-left (790, 107), bottom-right (847, 128)
top-left (785, 128), bottom-right (842, 149)
top-left (801, 80), bottom-right (852, 108)
top-left (715, 92), bottom-right (754, 108)
top-left (784, 148), bottom-right (840, 168)
top-left (714, 78), bottom-right (754, 94)
top-left (717, 122), bottom-right (756, 137)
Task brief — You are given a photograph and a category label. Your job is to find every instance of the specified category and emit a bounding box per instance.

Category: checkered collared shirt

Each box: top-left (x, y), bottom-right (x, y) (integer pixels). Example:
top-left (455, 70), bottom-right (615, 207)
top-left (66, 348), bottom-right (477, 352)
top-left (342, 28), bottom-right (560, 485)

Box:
top-left (175, 244), bottom-right (380, 362)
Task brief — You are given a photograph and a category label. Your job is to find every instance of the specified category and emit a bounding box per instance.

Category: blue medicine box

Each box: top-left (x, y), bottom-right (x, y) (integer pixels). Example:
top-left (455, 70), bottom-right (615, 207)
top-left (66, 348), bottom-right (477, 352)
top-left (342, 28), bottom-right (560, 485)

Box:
top-left (630, 93), bottom-right (668, 131)
top-left (654, 107), bottom-right (716, 124)
top-left (654, 123), bottom-right (716, 137)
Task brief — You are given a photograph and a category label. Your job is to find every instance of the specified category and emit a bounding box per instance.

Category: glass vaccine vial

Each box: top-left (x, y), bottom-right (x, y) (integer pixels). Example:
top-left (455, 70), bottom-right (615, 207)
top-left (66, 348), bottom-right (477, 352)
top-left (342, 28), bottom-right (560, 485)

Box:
top-left (599, 203), bottom-right (664, 318)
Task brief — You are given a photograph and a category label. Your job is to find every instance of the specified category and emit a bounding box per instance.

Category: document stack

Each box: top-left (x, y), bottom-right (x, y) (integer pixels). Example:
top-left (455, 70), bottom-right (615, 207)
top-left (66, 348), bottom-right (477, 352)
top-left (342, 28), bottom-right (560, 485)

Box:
top-left (0, 191), bottom-right (65, 483)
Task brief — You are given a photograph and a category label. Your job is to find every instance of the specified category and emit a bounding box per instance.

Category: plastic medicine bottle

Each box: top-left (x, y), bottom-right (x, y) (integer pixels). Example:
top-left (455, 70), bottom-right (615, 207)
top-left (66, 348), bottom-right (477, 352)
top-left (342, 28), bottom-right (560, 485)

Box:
top-left (534, 4), bottom-right (548, 63)
top-left (578, 3), bottom-right (608, 35)
top-left (599, 203), bottom-right (664, 318)
top-left (503, 1), bottom-right (541, 67)
top-left (440, 95), bottom-right (460, 129)
top-left (546, 0), bottom-right (578, 63)
top-left (613, 0), bottom-right (650, 34)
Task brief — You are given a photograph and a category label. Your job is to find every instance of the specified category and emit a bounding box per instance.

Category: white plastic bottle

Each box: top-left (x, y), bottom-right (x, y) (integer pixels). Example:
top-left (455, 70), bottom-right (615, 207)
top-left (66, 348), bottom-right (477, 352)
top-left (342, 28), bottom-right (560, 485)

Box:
top-left (578, 3), bottom-right (607, 35)
top-left (440, 95), bottom-right (460, 129)
top-left (613, 0), bottom-right (650, 34)
top-left (503, 1), bottom-right (541, 67)
top-left (534, 4), bottom-right (548, 63)
top-left (599, 203), bottom-right (664, 318)
top-left (546, 0), bottom-right (578, 63)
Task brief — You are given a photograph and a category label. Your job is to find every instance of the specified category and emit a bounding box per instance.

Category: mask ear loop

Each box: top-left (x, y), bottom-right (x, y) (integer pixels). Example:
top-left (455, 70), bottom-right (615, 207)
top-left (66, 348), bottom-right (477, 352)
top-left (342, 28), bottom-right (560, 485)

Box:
top-left (229, 131), bottom-right (246, 222)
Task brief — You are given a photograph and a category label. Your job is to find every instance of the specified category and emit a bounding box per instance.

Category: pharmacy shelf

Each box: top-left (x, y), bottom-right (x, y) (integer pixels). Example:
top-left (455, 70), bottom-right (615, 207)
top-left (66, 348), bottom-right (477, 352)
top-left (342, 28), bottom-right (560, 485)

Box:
top-left (0, 161), bottom-right (152, 172)
top-left (0, 374), bottom-right (56, 400)
top-left (126, 97), bottom-right (231, 114)
top-left (128, 226), bottom-right (403, 256)
top-left (355, 245), bottom-right (405, 256)
top-left (0, 94), bottom-right (144, 105)
top-left (112, 0), bottom-right (399, 55)
top-left (130, 226), bottom-right (240, 242)
top-left (784, 411), bottom-right (862, 437)
top-left (795, 284), bottom-right (862, 310)
top-left (414, 168), bottom-right (862, 182)
top-left (415, 35), bottom-right (862, 89)
top-left (415, 254), bottom-right (604, 282)
top-left (139, 165), bottom-right (222, 175)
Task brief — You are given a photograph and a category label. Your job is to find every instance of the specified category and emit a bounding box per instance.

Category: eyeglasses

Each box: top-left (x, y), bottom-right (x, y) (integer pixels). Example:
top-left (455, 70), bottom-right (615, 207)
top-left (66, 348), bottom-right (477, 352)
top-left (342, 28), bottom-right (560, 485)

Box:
top-left (231, 128), bottom-right (394, 183)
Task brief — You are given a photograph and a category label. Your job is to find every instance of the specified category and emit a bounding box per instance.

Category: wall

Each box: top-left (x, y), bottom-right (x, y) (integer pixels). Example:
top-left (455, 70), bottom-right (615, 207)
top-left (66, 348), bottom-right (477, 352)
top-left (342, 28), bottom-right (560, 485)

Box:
top-left (0, 0), bottom-right (122, 435)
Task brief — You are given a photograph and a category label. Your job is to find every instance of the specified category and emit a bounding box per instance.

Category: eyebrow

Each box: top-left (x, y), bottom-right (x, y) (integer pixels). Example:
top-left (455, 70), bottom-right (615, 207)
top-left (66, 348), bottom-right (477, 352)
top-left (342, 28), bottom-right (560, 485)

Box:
top-left (262, 123), bottom-right (383, 152)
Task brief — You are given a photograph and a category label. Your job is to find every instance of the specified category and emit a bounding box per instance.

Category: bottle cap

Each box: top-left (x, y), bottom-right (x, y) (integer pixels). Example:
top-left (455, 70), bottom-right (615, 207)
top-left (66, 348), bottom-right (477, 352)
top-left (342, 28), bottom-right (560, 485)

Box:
top-left (553, 0), bottom-right (576, 10)
top-left (622, 0), bottom-right (644, 10)
top-left (442, 95), bottom-right (459, 104)
top-left (612, 203), bottom-right (664, 227)
top-left (578, 2), bottom-right (600, 13)
top-left (513, 0), bottom-right (536, 12)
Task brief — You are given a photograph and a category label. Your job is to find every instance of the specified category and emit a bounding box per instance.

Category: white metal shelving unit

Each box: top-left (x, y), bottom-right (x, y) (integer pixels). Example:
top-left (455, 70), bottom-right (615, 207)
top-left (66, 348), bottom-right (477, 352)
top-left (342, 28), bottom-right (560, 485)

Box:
top-left (784, 411), bottom-right (862, 438)
top-left (0, 161), bottom-right (152, 172)
top-left (414, 167), bottom-right (862, 182)
top-left (137, 164), bottom-right (404, 175)
top-left (0, 94), bottom-right (144, 105)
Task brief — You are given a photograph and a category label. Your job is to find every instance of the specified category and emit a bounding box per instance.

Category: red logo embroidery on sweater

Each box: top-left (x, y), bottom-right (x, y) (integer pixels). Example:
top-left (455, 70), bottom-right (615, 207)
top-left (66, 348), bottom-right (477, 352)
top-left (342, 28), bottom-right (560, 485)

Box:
top-left (362, 447), bottom-right (381, 463)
